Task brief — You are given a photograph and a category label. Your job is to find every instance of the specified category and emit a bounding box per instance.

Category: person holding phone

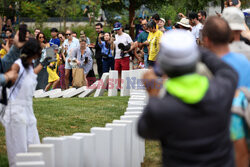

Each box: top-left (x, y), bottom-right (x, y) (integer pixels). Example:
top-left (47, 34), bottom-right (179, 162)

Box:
top-left (98, 32), bottom-right (114, 73)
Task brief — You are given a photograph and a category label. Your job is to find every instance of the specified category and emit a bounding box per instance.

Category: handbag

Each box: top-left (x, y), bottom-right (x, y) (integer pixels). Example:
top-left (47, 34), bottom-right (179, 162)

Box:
top-left (72, 68), bottom-right (87, 88)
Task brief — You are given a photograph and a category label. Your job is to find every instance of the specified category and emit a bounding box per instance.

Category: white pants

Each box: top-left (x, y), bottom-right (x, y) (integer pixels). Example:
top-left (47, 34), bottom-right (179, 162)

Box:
top-left (3, 102), bottom-right (40, 167)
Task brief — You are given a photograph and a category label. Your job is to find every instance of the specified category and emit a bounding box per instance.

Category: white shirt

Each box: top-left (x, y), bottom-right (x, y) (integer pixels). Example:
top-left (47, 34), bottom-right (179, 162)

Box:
top-left (63, 37), bottom-right (80, 58)
top-left (191, 23), bottom-right (203, 39)
top-left (114, 33), bottom-right (133, 59)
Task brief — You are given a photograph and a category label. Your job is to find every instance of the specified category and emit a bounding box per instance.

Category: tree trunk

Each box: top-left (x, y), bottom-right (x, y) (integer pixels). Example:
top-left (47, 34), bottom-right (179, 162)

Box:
top-left (129, 2), bottom-right (135, 40)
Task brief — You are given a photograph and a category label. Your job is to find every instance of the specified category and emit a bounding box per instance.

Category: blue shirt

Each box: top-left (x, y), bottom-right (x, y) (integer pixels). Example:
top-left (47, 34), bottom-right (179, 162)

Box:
top-left (98, 41), bottom-right (113, 58)
top-left (222, 52), bottom-right (250, 87)
top-left (49, 38), bottom-right (60, 47)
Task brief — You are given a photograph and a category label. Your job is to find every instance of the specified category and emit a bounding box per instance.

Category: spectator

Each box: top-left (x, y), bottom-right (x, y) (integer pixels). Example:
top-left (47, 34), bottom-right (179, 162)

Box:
top-left (72, 31), bottom-right (77, 38)
top-left (44, 45), bottom-right (60, 91)
top-left (2, 19), bottom-right (13, 32)
top-left (176, 18), bottom-right (192, 31)
top-left (158, 18), bottom-right (166, 32)
top-left (98, 32), bottom-right (114, 73)
top-left (152, 13), bottom-right (160, 30)
top-left (222, 7), bottom-right (250, 60)
top-left (189, 12), bottom-right (203, 42)
top-left (198, 10), bottom-right (207, 24)
top-left (80, 30), bottom-right (91, 45)
top-left (2, 38), bottom-right (50, 167)
top-left (137, 19), bottom-right (149, 68)
top-left (35, 32), bottom-right (50, 90)
top-left (49, 28), bottom-right (60, 47)
top-left (63, 29), bottom-right (80, 89)
top-left (5, 29), bottom-right (13, 38)
top-left (0, 31), bottom-right (26, 87)
top-left (131, 17), bottom-right (143, 40)
top-left (166, 19), bottom-right (173, 30)
top-left (113, 22), bottom-right (133, 89)
top-left (58, 32), bottom-right (66, 90)
top-left (95, 23), bottom-right (104, 79)
top-left (138, 30), bottom-right (238, 167)
top-left (34, 28), bottom-right (41, 39)
top-left (202, 16), bottom-right (250, 167)
top-left (6, 4), bottom-right (16, 24)
top-left (144, 20), bottom-right (163, 67)
top-left (74, 37), bottom-right (93, 84)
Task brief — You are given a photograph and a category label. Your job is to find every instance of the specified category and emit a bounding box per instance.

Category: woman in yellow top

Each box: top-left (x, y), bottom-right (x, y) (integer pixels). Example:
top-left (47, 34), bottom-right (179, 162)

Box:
top-left (45, 45), bottom-right (60, 91)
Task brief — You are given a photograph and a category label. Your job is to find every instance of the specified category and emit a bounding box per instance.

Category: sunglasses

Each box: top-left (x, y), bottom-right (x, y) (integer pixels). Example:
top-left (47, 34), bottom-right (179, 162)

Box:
top-left (39, 36), bottom-right (44, 39)
top-left (59, 37), bottom-right (63, 39)
top-left (66, 34), bottom-right (71, 36)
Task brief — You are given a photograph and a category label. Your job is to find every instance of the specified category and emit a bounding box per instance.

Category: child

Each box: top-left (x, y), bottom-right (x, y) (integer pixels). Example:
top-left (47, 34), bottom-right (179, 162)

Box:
top-left (44, 45), bottom-right (60, 91)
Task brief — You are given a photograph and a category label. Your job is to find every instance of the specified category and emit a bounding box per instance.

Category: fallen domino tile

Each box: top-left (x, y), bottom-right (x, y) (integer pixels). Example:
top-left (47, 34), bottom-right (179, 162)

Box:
top-left (91, 127), bottom-right (112, 167)
top-left (16, 153), bottom-right (43, 162)
top-left (28, 144), bottom-right (55, 167)
top-left (16, 161), bottom-right (45, 167)
top-left (112, 120), bottom-right (133, 167)
top-left (63, 86), bottom-right (86, 98)
top-left (79, 81), bottom-right (99, 98)
top-left (35, 89), bottom-right (61, 98)
top-left (42, 137), bottom-right (67, 167)
top-left (94, 73), bottom-right (109, 97)
top-left (106, 123), bottom-right (127, 167)
top-left (62, 136), bottom-right (82, 167)
top-left (73, 133), bottom-right (96, 167)
top-left (33, 89), bottom-right (44, 97)
top-left (121, 70), bottom-right (130, 96)
top-left (108, 70), bottom-right (118, 97)
top-left (128, 102), bottom-right (146, 108)
top-left (49, 88), bottom-right (76, 98)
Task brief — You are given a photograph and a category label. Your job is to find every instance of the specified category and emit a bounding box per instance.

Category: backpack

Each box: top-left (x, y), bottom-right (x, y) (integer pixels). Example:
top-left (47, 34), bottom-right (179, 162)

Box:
top-left (231, 87), bottom-right (250, 127)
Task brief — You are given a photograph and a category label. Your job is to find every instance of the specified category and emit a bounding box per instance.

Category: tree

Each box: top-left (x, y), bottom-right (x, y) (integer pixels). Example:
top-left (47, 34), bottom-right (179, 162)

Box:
top-left (102, 0), bottom-right (169, 39)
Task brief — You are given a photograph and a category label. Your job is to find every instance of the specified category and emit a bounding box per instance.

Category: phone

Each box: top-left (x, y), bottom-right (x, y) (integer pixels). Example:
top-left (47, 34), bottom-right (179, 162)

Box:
top-left (232, 0), bottom-right (239, 5)
top-left (19, 24), bottom-right (27, 42)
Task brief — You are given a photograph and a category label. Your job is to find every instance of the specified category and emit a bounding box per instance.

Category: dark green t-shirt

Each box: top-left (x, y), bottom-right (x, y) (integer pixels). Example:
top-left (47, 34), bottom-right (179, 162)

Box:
top-left (137, 31), bottom-right (149, 54)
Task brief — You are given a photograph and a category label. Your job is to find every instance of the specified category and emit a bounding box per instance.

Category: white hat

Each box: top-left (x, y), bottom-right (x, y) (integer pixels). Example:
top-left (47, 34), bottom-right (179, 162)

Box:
top-left (160, 18), bottom-right (166, 23)
top-left (158, 30), bottom-right (199, 70)
top-left (222, 7), bottom-right (246, 31)
top-left (176, 18), bottom-right (191, 28)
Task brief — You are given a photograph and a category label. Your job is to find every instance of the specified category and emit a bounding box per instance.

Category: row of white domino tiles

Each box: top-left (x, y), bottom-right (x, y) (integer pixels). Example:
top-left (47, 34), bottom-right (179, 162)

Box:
top-left (33, 69), bottom-right (148, 98)
top-left (15, 89), bottom-right (148, 167)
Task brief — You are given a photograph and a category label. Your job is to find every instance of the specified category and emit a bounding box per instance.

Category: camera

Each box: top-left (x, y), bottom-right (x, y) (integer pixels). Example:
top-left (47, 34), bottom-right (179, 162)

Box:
top-left (99, 31), bottom-right (105, 41)
top-left (19, 24), bottom-right (27, 42)
top-left (118, 43), bottom-right (131, 58)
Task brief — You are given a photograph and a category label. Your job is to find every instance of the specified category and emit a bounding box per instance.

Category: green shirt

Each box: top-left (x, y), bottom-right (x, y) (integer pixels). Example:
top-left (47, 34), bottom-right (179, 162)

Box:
top-left (137, 31), bottom-right (149, 54)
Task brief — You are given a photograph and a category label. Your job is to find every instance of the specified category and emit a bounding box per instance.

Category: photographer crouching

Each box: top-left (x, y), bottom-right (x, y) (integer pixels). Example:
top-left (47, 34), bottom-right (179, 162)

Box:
top-left (98, 32), bottom-right (114, 73)
top-left (137, 30), bottom-right (238, 166)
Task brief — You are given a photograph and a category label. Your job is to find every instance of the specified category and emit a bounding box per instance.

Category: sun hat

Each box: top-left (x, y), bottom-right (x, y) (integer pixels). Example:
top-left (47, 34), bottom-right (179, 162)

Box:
top-left (222, 7), bottom-right (246, 31)
top-left (176, 18), bottom-right (191, 28)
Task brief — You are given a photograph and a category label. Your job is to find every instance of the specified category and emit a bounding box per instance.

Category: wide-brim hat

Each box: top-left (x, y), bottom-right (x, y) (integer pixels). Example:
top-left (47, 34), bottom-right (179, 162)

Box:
top-left (177, 18), bottom-right (191, 28)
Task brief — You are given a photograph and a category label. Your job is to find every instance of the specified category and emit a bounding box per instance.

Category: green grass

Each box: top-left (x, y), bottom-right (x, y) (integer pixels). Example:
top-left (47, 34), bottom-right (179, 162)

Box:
top-left (0, 96), bottom-right (161, 167)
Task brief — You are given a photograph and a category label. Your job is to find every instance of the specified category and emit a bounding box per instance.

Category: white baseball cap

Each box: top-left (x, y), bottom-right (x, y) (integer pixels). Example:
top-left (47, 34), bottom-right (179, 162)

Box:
top-left (222, 7), bottom-right (246, 31)
top-left (160, 18), bottom-right (166, 23)
top-left (177, 18), bottom-right (191, 28)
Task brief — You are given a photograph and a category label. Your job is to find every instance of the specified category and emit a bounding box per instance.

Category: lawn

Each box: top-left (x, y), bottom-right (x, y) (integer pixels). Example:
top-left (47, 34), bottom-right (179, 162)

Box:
top-left (0, 97), bottom-right (161, 167)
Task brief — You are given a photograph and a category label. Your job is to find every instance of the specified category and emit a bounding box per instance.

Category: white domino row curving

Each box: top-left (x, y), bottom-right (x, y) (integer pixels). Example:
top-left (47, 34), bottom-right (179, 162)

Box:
top-left (15, 89), bottom-right (147, 167)
top-left (34, 69), bottom-right (148, 98)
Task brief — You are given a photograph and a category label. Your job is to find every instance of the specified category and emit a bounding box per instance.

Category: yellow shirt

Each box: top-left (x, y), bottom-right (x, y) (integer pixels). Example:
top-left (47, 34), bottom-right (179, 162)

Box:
top-left (147, 30), bottom-right (163, 61)
top-left (47, 53), bottom-right (60, 83)
top-left (0, 49), bottom-right (7, 58)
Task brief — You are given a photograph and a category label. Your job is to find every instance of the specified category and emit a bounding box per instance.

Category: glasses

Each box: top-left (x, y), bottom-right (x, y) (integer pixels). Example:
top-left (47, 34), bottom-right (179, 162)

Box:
top-left (142, 24), bottom-right (147, 26)
top-left (66, 34), bottom-right (71, 36)
top-left (59, 37), bottom-right (63, 39)
top-left (39, 36), bottom-right (44, 39)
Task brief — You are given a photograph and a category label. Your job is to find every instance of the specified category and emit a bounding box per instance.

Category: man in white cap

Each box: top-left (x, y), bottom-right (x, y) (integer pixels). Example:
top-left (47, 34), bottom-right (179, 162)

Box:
top-left (138, 30), bottom-right (238, 167)
top-left (158, 18), bottom-right (166, 32)
top-left (223, 7), bottom-right (250, 60)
